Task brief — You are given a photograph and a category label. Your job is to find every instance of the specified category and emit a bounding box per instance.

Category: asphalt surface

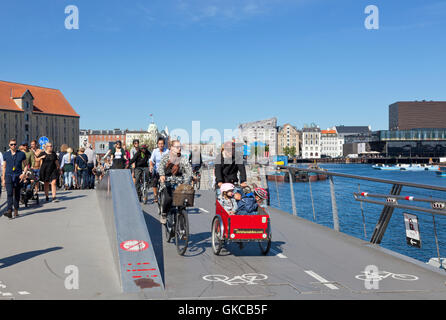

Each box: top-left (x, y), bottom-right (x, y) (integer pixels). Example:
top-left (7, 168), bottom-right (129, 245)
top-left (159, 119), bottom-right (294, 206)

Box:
top-left (1, 187), bottom-right (446, 299)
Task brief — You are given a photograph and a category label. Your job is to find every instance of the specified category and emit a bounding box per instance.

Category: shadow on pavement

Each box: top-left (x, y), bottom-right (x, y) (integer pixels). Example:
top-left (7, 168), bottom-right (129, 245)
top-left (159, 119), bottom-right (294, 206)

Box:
top-left (0, 247), bottom-right (63, 269)
top-left (184, 232), bottom-right (212, 257)
top-left (142, 210), bottom-right (165, 286)
top-left (18, 207), bottom-right (67, 218)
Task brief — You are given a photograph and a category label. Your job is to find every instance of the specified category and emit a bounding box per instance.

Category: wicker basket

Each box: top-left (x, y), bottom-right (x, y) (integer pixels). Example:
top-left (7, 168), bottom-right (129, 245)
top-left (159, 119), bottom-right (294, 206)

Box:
top-left (172, 184), bottom-right (195, 207)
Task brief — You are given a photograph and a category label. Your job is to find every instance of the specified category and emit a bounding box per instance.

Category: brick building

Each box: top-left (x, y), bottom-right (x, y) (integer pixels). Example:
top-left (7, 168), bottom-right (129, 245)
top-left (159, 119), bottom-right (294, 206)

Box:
top-left (0, 80), bottom-right (80, 151)
top-left (389, 101), bottom-right (446, 130)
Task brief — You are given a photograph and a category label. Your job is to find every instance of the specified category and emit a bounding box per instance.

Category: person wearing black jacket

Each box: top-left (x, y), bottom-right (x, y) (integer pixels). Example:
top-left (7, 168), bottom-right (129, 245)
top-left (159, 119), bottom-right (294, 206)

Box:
top-left (214, 141), bottom-right (248, 189)
top-left (127, 145), bottom-right (151, 201)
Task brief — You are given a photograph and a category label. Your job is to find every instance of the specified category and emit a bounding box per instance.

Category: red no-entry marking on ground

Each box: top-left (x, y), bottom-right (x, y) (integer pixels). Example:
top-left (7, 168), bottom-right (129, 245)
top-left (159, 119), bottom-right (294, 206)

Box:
top-left (120, 240), bottom-right (149, 252)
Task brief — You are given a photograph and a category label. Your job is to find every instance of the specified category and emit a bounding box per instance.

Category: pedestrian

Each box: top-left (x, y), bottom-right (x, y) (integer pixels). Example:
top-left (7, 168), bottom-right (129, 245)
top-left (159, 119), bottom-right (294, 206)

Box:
top-left (37, 142), bottom-right (60, 202)
top-left (0, 150), bottom-right (4, 198)
top-left (105, 141), bottom-right (127, 169)
top-left (60, 147), bottom-right (75, 190)
top-left (84, 144), bottom-right (96, 189)
top-left (1, 139), bottom-right (28, 219)
top-left (58, 144), bottom-right (68, 188)
top-left (30, 140), bottom-right (43, 193)
top-left (75, 147), bottom-right (89, 189)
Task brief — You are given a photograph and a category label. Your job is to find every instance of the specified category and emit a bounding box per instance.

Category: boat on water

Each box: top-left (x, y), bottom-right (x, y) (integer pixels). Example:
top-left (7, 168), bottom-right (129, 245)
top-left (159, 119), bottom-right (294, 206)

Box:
top-left (436, 166), bottom-right (446, 177)
top-left (308, 164), bottom-right (327, 182)
top-left (372, 164), bottom-right (409, 171)
top-left (372, 163), bottom-right (439, 171)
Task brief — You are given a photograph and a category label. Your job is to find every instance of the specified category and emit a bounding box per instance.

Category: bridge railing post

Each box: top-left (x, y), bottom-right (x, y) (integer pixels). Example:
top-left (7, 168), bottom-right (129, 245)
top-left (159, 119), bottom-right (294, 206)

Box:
top-left (288, 169), bottom-right (297, 216)
top-left (329, 176), bottom-right (339, 232)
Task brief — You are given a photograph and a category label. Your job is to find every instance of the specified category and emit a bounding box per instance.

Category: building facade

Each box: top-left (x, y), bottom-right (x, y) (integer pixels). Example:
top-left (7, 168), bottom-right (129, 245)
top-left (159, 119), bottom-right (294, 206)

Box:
top-left (277, 124), bottom-right (300, 157)
top-left (238, 117), bottom-right (278, 157)
top-left (321, 130), bottom-right (344, 158)
top-left (335, 125), bottom-right (372, 144)
top-left (389, 101), bottom-right (446, 131)
top-left (0, 80), bottom-right (80, 151)
top-left (81, 129), bottom-right (127, 155)
top-left (302, 126), bottom-right (321, 159)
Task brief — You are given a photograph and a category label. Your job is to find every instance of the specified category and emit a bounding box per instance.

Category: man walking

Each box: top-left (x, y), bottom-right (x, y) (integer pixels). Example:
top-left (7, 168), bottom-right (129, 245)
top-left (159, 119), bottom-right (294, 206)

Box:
top-left (1, 139), bottom-right (28, 219)
top-left (84, 144), bottom-right (96, 189)
top-left (75, 148), bottom-right (89, 190)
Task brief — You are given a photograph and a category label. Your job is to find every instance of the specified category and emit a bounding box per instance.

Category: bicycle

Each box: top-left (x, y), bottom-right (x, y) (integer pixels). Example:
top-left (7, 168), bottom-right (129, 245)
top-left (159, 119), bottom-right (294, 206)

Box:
top-left (192, 168), bottom-right (201, 191)
top-left (137, 167), bottom-right (150, 204)
top-left (159, 182), bottom-right (194, 256)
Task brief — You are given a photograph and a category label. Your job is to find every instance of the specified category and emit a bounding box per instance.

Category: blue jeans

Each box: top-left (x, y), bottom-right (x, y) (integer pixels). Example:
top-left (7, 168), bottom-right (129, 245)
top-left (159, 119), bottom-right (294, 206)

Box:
top-left (87, 163), bottom-right (95, 189)
top-left (77, 169), bottom-right (88, 189)
top-left (64, 172), bottom-right (74, 188)
top-left (4, 175), bottom-right (21, 211)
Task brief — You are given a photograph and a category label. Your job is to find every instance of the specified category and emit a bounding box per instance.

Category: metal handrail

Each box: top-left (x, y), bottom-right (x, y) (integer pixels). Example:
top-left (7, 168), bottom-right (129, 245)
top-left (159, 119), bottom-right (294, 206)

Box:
top-left (278, 165), bottom-right (446, 192)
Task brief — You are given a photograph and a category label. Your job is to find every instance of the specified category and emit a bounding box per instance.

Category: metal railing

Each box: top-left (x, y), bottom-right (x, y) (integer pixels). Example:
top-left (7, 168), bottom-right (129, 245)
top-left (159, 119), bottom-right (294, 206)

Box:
top-left (272, 165), bottom-right (446, 269)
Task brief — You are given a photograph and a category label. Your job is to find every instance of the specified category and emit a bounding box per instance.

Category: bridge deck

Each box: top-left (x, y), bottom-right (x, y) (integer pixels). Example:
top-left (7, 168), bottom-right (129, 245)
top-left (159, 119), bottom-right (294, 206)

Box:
top-left (1, 189), bottom-right (446, 299)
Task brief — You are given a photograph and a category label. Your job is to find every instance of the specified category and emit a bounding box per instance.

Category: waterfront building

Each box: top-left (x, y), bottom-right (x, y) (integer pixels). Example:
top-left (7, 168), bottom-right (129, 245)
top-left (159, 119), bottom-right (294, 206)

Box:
top-left (321, 129), bottom-right (344, 158)
top-left (82, 129), bottom-right (127, 155)
top-left (238, 117), bottom-right (278, 156)
top-left (389, 101), bottom-right (446, 131)
top-left (0, 80), bottom-right (80, 151)
top-left (378, 128), bottom-right (446, 157)
top-left (334, 125), bottom-right (372, 144)
top-left (302, 125), bottom-right (321, 159)
top-left (277, 124), bottom-right (300, 157)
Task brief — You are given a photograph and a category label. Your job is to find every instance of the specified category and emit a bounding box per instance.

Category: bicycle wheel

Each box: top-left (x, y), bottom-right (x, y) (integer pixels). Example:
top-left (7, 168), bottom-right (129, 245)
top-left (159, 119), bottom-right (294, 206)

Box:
top-left (196, 176), bottom-right (201, 191)
top-left (211, 216), bottom-right (223, 255)
top-left (258, 239), bottom-right (271, 255)
top-left (164, 213), bottom-right (174, 243)
top-left (175, 209), bottom-right (189, 256)
top-left (392, 273), bottom-right (418, 281)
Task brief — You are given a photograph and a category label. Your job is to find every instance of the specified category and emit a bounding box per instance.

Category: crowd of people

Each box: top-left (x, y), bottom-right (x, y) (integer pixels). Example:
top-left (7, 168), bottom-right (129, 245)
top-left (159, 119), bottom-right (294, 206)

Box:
top-left (1, 136), bottom-right (268, 223)
top-left (0, 139), bottom-right (102, 219)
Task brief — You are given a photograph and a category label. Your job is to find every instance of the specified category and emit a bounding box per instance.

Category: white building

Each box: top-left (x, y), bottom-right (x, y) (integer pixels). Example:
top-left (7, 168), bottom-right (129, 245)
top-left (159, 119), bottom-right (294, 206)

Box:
top-left (238, 117), bottom-right (278, 156)
top-left (320, 129), bottom-right (344, 158)
top-left (125, 122), bottom-right (160, 150)
top-left (302, 125), bottom-right (321, 159)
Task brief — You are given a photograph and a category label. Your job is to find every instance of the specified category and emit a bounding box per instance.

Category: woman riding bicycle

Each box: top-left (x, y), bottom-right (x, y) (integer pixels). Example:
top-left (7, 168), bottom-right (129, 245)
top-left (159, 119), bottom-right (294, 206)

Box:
top-left (215, 141), bottom-right (248, 192)
top-left (158, 140), bottom-right (192, 224)
top-left (127, 144), bottom-right (151, 202)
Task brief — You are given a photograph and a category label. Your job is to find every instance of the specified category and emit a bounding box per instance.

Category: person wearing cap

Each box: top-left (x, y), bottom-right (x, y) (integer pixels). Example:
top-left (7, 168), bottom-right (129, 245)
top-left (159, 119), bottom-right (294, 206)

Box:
top-left (215, 141), bottom-right (247, 191)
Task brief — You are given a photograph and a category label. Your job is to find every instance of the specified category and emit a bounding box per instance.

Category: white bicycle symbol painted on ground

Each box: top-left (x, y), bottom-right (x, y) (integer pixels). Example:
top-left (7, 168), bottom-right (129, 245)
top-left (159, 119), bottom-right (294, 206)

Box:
top-left (355, 271), bottom-right (418, 282)
top-left (203, 273), bottom-right (268, 286)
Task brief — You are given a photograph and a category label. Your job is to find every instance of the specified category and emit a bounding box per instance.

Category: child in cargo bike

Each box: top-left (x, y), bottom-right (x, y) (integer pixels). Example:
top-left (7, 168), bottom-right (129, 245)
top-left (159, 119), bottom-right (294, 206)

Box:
top-left (218, 183), bottom-right (269, 216)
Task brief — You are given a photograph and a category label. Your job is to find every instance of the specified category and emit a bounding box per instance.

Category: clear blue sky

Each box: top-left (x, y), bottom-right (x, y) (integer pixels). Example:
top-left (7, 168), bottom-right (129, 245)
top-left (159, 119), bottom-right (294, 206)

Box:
top-left (1, 0), bottom-right (445, 136)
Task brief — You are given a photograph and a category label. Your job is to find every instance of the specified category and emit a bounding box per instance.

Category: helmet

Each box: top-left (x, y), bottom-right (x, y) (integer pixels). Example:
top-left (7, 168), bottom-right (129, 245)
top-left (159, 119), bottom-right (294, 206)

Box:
top-left (220, 183), bottom-right (235, 193)
top-left (254, 187), bottom-right (268, 200)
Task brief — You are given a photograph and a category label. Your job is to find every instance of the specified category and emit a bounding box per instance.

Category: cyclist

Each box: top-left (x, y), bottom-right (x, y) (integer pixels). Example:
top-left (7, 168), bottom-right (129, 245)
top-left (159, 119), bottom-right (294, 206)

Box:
top-left (215, 141), bottom-right (248, 192)
top-left (149, 137), bottom-right (168, 203)
top-left (104, 140), bottom-right (127, 169)
top-left (130, 139), bottom-right (140, 183)
top-left (158, 140), bottom-right (192, 224)
top-left (189, 147), bottom-right (202, 187)
top-left (127, 144), bottom-right (151, 202)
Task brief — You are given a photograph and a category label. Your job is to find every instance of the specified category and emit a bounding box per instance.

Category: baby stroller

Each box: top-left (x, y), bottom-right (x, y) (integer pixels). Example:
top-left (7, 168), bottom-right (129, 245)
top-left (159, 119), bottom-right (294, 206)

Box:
top-left (21, 171), bottom-right (40, 207)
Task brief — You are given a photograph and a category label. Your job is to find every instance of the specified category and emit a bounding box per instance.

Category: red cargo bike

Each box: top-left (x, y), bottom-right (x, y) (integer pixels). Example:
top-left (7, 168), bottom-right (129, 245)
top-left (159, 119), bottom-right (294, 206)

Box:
top-left (211, 199), bottom-right (272, 255)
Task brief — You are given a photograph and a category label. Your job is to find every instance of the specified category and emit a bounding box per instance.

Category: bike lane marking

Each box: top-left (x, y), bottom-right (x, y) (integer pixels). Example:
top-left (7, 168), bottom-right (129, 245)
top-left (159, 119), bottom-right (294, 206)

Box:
top-left (199, 208), bottom-right (209, 213)
top-left (270, 249), bottom-right (287, 259)
top-left (304, 270), bottom-right (339, 290)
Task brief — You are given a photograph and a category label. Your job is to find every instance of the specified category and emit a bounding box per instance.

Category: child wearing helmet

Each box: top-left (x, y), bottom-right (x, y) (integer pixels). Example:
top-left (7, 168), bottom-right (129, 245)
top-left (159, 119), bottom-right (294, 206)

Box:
top-left (218, 183), bottom-right (238, 215)
top-left (254, 187), bottom-right (269, 214)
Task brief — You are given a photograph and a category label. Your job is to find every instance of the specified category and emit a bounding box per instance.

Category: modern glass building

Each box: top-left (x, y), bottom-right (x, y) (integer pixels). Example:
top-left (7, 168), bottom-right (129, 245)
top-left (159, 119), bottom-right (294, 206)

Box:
top-left (378, 128), bottom-right (446, 157)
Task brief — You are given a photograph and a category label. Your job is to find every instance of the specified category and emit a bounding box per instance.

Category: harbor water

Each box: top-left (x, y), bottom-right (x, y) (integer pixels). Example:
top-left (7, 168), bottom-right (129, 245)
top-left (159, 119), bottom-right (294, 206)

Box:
top-left (267, 164), bottom-right (446, 266)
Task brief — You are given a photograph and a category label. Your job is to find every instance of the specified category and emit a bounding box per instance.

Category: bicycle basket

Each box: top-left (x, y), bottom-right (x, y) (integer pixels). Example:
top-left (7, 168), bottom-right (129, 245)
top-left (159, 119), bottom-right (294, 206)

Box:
top-left (172, 184), bottom-right (195, 207)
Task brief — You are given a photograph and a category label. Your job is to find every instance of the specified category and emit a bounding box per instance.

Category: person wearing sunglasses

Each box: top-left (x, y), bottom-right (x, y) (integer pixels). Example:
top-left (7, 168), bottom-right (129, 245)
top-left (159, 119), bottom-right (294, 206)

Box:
top-left (1, 139), bottom-right (28, 219)
top-left (158, 140), bottom-right (193, 224)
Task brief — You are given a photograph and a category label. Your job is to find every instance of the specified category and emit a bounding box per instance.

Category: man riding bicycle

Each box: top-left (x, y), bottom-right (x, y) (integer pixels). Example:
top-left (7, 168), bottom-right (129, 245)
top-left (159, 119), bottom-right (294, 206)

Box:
top-left (189, 146), bottom-right (203, 187)
top-left (158, 140), bottom-right (192, 224)
top-left (127, 144), bottom-right (151, 202)
top-left (149, 137), bottom-right (168, 203)
top-left (215, 141), bottom-right (248, 192)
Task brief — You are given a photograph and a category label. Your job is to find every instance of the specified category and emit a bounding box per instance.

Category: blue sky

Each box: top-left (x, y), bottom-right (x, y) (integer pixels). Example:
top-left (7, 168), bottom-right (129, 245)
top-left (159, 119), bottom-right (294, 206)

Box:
top-left (1, 0), bottom-right (445, 136)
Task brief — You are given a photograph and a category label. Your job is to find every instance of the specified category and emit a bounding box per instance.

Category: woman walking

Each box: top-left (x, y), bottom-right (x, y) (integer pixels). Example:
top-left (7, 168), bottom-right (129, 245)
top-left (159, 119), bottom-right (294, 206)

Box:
top-left (37, 143), bottom-right (60, 202)
top-left (61, 147), bottom-right (75, 190)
